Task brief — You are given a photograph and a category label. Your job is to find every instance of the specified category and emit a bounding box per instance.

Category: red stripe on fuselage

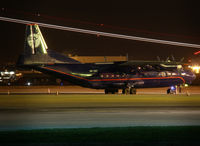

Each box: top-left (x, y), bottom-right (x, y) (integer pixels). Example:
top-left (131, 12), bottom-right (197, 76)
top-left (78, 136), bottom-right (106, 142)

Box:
top-left (43, 66), bottom-right (185, 83)
top-left (43, 66), bottom-right (87, 80)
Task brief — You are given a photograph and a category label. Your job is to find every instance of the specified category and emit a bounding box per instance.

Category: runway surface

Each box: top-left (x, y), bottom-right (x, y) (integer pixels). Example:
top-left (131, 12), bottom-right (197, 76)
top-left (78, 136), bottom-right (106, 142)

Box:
top-left (0, 85), bottom-right (200, 94)
top-left (0, 94), bottom-right (200, 130)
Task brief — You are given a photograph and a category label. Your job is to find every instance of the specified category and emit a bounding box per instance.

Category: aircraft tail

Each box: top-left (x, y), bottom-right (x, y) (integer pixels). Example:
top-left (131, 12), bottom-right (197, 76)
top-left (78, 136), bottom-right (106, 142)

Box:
top-left (17, 24), bottom-right (80, 65)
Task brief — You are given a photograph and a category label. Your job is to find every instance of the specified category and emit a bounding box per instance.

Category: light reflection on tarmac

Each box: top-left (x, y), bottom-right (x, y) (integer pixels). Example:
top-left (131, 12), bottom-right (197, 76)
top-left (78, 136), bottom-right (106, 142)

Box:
top-left (1, 107), bottom-right (200, 130)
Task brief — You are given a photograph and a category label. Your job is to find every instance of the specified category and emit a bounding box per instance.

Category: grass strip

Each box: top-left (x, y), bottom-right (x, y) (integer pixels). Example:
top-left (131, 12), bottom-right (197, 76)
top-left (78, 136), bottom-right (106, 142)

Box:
top-left (0, 126), bottom-right (200, 144)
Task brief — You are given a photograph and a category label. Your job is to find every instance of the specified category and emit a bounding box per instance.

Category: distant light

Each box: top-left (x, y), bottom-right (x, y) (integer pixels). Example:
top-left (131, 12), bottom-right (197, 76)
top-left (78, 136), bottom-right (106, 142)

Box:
top-left (10, 71), bottom-right (15, 75)
top-left (27, 82), bottom-right (31, 86)
top-left (177, 65), bottom-right (182, 69)
top-left (15, 73), bottom-right (22, 77)
top-left (194, 51), bottom-right (200, 55)
top-left (184, 84), bottom-right (189, 87)
top-left (191, 65), bottom-right (200, 74)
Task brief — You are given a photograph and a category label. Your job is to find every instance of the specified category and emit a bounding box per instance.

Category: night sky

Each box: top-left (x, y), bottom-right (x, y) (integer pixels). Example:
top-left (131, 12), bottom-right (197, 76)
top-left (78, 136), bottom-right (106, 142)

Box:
top-left (0, 0), bottom-right (200, 64)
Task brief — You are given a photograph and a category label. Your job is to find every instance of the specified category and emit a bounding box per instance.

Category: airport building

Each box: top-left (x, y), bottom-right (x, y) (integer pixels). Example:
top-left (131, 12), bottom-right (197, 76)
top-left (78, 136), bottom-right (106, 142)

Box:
top-left (70, 55), bottom-right (127, 63)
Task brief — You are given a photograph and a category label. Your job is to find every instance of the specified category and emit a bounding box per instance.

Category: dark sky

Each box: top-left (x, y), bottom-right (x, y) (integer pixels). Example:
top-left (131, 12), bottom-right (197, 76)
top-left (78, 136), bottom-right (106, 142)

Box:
top-left (0, 0), bottom-right (200, 64)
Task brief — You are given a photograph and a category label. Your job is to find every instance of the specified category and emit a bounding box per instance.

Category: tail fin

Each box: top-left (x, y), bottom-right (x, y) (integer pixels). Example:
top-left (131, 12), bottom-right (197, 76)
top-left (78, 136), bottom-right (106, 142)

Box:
top-left (18, 24), bottom-right (80, 65)
top-left (25, 24), bottom-right (48, 55)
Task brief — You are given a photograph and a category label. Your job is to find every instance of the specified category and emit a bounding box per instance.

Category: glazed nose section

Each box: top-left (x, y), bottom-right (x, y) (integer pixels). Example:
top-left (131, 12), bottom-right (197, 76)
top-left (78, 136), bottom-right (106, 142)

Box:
top-left (189, 71), bottom-right (196, 80)
top-left (182, 70), bottom-right (196, 84)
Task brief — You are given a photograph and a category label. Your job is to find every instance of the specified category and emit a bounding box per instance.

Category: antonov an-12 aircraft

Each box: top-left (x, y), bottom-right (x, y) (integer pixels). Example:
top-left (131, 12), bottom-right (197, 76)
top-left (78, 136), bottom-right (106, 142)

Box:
top-left (17, 24), bottom-right (196, 94)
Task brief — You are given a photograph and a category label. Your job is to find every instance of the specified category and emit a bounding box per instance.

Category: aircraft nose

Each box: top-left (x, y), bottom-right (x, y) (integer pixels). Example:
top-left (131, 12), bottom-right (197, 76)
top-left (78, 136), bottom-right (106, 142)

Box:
top-left (183, 70), bottom-right (196, 84)
top-left (192, 72), bottom-right (196, 80)
top-left (189, 70), bottom-right (196, 79)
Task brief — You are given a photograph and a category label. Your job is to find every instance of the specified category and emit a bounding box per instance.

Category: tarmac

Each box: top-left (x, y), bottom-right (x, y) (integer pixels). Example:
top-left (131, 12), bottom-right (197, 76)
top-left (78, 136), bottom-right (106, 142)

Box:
top-left (0, 85), bottom-right (200, 94)
top-left (0, 88), bottom-right (200, 130)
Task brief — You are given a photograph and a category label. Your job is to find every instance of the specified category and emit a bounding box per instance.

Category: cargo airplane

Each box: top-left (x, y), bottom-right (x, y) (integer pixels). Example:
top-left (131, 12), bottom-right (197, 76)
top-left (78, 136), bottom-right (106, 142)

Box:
top-left (18, 24), bottom-right (196, 94)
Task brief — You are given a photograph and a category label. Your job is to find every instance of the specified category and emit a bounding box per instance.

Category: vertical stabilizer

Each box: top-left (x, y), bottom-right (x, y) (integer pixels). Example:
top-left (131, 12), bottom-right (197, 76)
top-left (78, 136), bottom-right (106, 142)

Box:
top-left (17, 24), bottom-right (80, 65)
top-left (25, 24), bottom-right (48, 55)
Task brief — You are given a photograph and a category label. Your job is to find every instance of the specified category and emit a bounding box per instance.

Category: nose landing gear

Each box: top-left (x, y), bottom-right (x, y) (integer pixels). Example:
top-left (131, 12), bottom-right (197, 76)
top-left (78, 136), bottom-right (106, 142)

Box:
top-left (167, 85), bottom-right (182, 94)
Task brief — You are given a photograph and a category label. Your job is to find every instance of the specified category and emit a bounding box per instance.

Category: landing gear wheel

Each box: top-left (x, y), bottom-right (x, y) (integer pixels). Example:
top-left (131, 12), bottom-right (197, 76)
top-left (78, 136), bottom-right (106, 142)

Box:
top-left (130, 88), bottom-right (137, 94)
top-left (167, 87), bottom-right (176, 94)
top-left (111, 89), bottom-right (118, 94)
top-left (124, 88), bottom-right (130, 94)
top-left (122, 88), bottom-right (125, 94)
top-left (105, 89), bottom-right (109, 94)
top-left (167, 88), bottom-right (171, 94)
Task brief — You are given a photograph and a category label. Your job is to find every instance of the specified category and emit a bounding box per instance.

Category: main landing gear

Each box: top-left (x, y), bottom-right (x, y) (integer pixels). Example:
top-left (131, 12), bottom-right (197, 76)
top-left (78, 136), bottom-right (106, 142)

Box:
top-left (105, 87), bottom-right (137, 94)
top-left (122, 87), bottom-right (137, 94)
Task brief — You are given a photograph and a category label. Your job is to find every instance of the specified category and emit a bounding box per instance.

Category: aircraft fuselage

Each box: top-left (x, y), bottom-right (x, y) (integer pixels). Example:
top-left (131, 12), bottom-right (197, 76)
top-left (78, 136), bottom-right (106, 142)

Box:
top-left (31, 62), bottom-right (195, 89)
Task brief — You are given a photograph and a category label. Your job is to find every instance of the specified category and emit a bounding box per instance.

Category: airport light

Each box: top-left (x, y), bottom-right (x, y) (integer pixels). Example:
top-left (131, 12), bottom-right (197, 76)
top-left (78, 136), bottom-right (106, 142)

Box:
top-left (177, 65), bottom-right (182, 69)
top-left (27, 82), bottom-right (31, 86)
top-left (190, 65), bottom-right (200, 74)
top-left (194, 50), bottom-right (200, 55)
top-left (10, 71), bottom-right (15, 75)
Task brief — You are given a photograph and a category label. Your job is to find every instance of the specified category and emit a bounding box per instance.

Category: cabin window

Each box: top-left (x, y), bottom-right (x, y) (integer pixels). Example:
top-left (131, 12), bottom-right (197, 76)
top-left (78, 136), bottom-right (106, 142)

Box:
top-left (89, 69), bottom-right (98, 73)
top-left (166, 72), bottom-right (172, 76)
top-left (158, 72), bottom-right (166, 77)
top-left (100, 73), bottom-right (120, 78)
top-left (172, 72), bottom-right (177, 76)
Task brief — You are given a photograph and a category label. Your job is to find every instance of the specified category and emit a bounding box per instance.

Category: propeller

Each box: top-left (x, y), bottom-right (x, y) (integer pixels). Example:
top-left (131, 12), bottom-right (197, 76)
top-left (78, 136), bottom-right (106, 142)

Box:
top-left (157, 56), bottom-right (160, 61)
top-left (165, 57), bottom-right (169, 62)
top-left (180, 57), bottom-right (184, 62)
top-left (171, 55), bottom-right (175, 62)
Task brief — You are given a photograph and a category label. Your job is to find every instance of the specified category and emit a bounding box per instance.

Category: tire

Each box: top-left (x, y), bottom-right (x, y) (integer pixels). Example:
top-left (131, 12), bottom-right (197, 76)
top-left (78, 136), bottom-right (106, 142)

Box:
top-left (112, 89), bottom-right (119, 94)
top-left (125, 88), bottom-right (130, 94)
top-left (122, 88), bottom-right (126, 94)
top-left (167, 88), bottom-right (170, 94)
top-left (130, 88), bottom-right (136, 94)
top-left (105, 89), bottom-right (109, 94)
